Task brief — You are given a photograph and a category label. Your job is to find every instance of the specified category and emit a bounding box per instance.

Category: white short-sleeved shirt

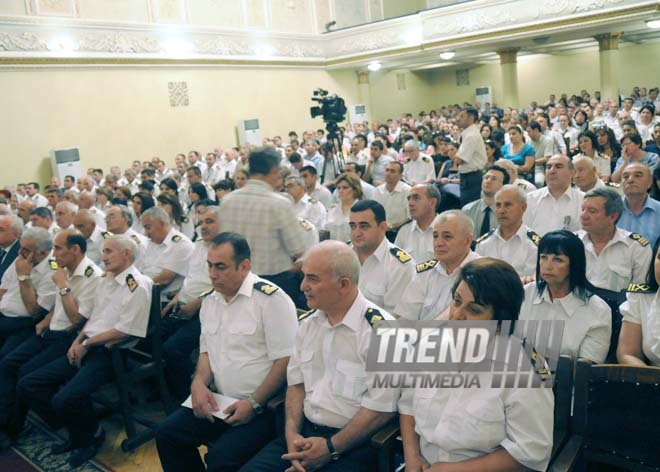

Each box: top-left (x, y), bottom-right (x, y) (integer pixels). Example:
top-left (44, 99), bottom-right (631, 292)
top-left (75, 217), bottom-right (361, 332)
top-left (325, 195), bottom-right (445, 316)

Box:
top-left (577, 229), bottom-right (652, 292)
top-left (86, 226), bottom-right (105, 266)
top-left (143, 228), bottom-right (194, 295)
top-left (403, 156), bottom-right (436, 184)
top-left (177, 240), bottom-right (212, 305)
top-left (49, 257), bottom-right (103, 331)
top-left (88, 207), bottom-right (106, 230)
top-left (520, 284), bottom-right (611, 363)
top-left (357, 238), bottom-right (415, 314)
top-left (309, 183), bottom-right (333, 209)
top-left (199, 272), bottom-right (297, 400)
top-left (287, 292), bottom-right (397, 428)
top-left (324, 202), bottom-right (354, 243)
top-left (369, 155), bottom-right (395, 183)
top-left (0, 256), bottom-right (56, 318)
top-left (394, 217), bottom-right (437, 264)
top-left (102, 228), bottom-right (148, 269)
top-left (373, 181), bottom-right (411, 227)
top-left (297, 218), bottom-right (319, 253)
top-left (475, 225), bottom-right (539, 277)
top-left (294, 194), bottom-right (327, 229)
top-left (620, 290), bottom-right (660, 366)
top-left (523, 186), bottom-right (584, 236)
top-left (456, 124), bottom-right (488, 173)
top-left (513, 178), bottom-right (536, 194)
top-left (395, 251), bottom-right (481, 321)
top-left (398, 336), bottom-right (553, 471)
top-left (83, 265), bottom-right (152, 339)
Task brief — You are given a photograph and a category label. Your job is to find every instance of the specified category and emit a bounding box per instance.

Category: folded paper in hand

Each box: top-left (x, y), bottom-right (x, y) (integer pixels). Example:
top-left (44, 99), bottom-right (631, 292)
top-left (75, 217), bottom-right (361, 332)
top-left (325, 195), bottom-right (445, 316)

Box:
top-left (182, 392), bottom-right (240, 420)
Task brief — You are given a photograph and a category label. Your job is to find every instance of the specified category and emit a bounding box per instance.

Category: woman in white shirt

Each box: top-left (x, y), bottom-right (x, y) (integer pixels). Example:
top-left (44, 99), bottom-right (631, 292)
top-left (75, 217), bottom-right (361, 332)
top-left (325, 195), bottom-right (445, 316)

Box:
top-left (323, 172), bottom-right (363, 242)
top-left (618, 238), bottom-right (660, 366)
top-left (520, 230), bottom-right (611, 363)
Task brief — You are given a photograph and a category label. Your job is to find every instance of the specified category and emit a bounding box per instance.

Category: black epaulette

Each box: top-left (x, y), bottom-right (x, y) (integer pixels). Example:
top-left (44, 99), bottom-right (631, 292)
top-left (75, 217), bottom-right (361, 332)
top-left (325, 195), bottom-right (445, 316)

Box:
top-left (130, 234), bottom-right (141, 245)
top-left (475, 230), bottom-right (494, 244)
top-left (629, 233), bottom-right (649, 247)
top-left (84, 266), bottom-right (95, 278)
top-left (182, 216), bottom-right (189, 223)
top-left (254, 281), bottom-right (278, 295)
top-left (126, 274), bottom-right (138, 293)
top-left (297, 309), bottom-right (316, 323)
top-left (517, 182), bottom-right (527, 189)
top-left (389, 246), bottom-right (412, 263)
top-left (365, 307), bottom-right (384, 330)
top-left (627, 283), bottom-right (654, 293)
top-left (101, 231), bottom-right (111, 239)
top-left (299, 219), bottom-right (313, 231)
top-left (529, 344), bottom-right (550, 382)
top-left (415, 259), bottom-right (437, 273)
top-left (49, 259), bottom-right (59, 270)
top-left (526, 229), bottom-right (541, 247)
top-left (421, 156), bottom-right (430, 163)
top-left (199, 288), bottom-right (214, 298)
top-left (171, 234), bottom-right (183, 242)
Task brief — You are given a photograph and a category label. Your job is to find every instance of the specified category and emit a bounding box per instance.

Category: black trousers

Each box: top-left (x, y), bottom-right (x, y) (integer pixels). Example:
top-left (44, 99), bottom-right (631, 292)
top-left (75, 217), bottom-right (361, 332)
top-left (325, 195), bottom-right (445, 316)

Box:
top-left (17, 348), bottom-right (115, 448)
top-left (156, 406), bottom-right (275, 472)
top-left (0, 315), bottom-right (36, 360)
top-left (261, 271), bottom-right (307, 310)
top-left (0, 329), bottom-right (76, 437)
top-left (162, 314), bottom-right (201, 402)
top-left (459, 170), bottom-right (483, 206)
top-left (239, 418), bottom-right (375, 472)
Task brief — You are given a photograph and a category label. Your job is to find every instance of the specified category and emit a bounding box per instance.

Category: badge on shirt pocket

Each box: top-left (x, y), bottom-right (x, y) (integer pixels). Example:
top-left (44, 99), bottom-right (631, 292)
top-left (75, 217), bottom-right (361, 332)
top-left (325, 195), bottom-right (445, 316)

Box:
top-left (333, 360), bottom-right (367, 401)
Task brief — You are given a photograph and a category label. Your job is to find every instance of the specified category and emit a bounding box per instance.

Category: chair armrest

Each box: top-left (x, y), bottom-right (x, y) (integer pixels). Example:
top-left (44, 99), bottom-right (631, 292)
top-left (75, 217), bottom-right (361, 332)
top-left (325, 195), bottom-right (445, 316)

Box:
top-left (105, 336), bottom-right (137, 350)
top-left (267, 392), bottom-right (286, 412)
top-left (371, 417), bottom-right (400, 449)
top-left (549, 434), bottom-right (584, 472)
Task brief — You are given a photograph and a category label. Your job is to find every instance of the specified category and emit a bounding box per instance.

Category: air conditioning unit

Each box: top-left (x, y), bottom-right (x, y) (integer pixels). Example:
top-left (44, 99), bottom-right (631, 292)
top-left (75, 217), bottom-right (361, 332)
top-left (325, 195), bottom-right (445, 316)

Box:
top-left (237, 118), bottom-right (262, 146)
top-left (348, 104), bottom-right (368, 124)
top-left (51, 147), bottom-right (83, 182)
top-left (475, 86), bottom-right (493, 108)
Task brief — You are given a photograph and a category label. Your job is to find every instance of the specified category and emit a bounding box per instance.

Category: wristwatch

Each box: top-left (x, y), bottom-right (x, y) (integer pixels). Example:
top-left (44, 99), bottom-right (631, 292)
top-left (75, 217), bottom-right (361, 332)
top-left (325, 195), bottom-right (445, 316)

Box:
top-left (82, 339), bottom-right (90, 348)
top-left (58, 287), bottom-right (71, 296)
top-left (246, 396), bottom-right (263, 415)
top-left (326, 437), bottom-right (340, 461)
top-left (17, 274), bottom-right (31, 282)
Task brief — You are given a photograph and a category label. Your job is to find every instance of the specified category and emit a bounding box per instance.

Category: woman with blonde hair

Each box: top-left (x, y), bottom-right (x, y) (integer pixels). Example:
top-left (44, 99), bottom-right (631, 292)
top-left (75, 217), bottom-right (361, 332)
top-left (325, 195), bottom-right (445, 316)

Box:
top-left (323, 172), bottom-right (364, 242)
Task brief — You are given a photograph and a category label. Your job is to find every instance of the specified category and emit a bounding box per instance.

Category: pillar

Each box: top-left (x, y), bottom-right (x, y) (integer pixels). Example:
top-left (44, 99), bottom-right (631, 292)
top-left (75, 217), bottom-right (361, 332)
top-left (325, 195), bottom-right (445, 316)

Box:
top-left (595, 33), bottom-right (622, 103)
top-left (356, 71), bottom-right (373, 122)
top-left (497, 47), bottom-right (520, 108)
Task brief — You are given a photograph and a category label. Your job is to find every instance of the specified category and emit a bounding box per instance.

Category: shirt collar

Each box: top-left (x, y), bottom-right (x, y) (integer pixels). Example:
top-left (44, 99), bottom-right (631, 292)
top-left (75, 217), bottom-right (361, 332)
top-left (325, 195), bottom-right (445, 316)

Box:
top-left (71, 256), bottom-right (93, 278)
top-left (533, 287), bottom-right (585, 317)
top-left (316, 292), bottom-right (367, 332)
top-left (370, 237), bottom-right (389, 263)
top-left (495, 223), bottom-right (525, 242)
top-left (112, 264), bottom-right (138, 286)
top-left (246, 180), bottom-right (273, 192)
top-left (436, 250), bottom-right (479, 275)
top-left (161, 228), bottom-right (178, 247)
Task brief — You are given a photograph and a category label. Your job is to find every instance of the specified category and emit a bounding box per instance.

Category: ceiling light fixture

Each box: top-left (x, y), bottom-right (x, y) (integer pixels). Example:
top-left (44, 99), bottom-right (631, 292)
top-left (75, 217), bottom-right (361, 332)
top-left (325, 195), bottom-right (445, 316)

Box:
top-left (646, 19), bottom-right (660, 29)
top-left (439, 51), bottom-right (456, 60)
top-left (368, 61), bottom-right (382, 71)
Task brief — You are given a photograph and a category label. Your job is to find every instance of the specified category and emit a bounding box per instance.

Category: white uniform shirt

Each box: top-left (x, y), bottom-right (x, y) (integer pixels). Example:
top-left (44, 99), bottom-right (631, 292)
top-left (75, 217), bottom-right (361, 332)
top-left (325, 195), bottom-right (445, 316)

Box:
top-left (520, 284), bottom-right (611, 363)
top-left (373, 181), bottom-right (411, 227)
top-left (143, 228), bottom-right (194, 296)
top-left (298, 218), bottom-right (319, 252)
top-left (177, 240), bottom-right (212, 305)
top-left (620, 290), bottom-right (660, 366)
top-left (102, 228), bottom-right (148, 270)
top-left (85, 226), bottom-right (104, 266)
top-left (29, 193), bottom-right (49, 208)
top-left (403, 156), bottom-right (436, 184)
top-left (0, 256), bottom-right (56, 317)
top-left (475, 225), bottom-right (539, 277)
top-left (513, 178), bottom-right (536, 194)
top-left (88, 207), bottom-right (106, 230)
top-left (49, 257), bottom-right (103, 331)
top-left (398, 336), bottom-right (553, 471)
top-left (368, 155), bottom-right (394, 183)
top-left (523, 186), bottom-right (584, 236)
top-left (394, 217), bottom-right (437, 263)
top-left (309, 183), bottom-right (333, 210)
top-left (83, 265), bottom-right (152, 338)
top-left (287, 292), bottom-right (398, 428)
top-left (216, 158), bottom-right (237, 181)
top-left (294, 194), bottom-right (327, 229)
top-left (577, 229), bottom-right (652, 292)
top-left (323, 202), bottom-right (354, 243)
top-left (199, 272), bottom-right (297, 400)
top-left (457, 124), bottom-right (488, 173)
top-left (357, 238), bottom-right (415, 314)
top-left (395, 251), bottom-right (481, 320)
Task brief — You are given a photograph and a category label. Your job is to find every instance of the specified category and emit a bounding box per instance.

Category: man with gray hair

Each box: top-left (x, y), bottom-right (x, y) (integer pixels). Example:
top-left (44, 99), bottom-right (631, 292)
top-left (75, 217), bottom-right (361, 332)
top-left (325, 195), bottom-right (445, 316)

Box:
top-left (495, 159), bottom-right (536, 194)
top-left (285, 175), bottom-right (327, 228)
top-left (72, 209), bottom-right (104, 266)
top-left (104, 205), bottom-right (147, 267)
top-left (77, 191), bottom-right (105, 230)
top-left (395, 210), bottom-right (480, 320)
top-left (578, 187), bottom-right (651, 293)
top-left (394, 184), bottom-right (440, 262)
top-left (0, 215), bottom-right (23, 280)
top-left (18, 234), bottom-right (152, 467)
top-left (240, 240), bottom-right (397, 472)
top-left (54, 201), bottom-right (76, 232)
top-left (0, 228), bottom-right (56, 355)
top-left (573, 155), bottom-right (605, 193)
top-left (402, 140), bottom-right (435, 185)
top-left (475, 185), bottom-right (539, 278)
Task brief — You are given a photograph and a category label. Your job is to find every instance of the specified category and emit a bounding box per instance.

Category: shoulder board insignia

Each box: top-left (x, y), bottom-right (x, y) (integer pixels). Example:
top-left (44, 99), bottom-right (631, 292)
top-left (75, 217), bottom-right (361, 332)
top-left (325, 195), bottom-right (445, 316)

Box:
top-left (297, 309), bottom-right (316, 322)
top-left (299, 219), bottom-right (313, 231)
top-left (517, 183), bottom-right (527, 189)
top-left (90, 208), bottom-right (97, 214)
top-left (390, 246), bottom-right (412, 263)
top-left (421, 156), bottom-right (430, 162)
top-left (526, 229), bottom-right (541, 247)
top-left (84, 266), bottom-right (94, 278)
top-left (627, 283), bottom-right (654, 293)
top-left (52, 227), bottom-right (60, 234)
top-left (405, 157), bottom-right (411, 163)
top-left (606, 181), bottom-right (621, 188)
top-left (182, 216), bottom-right (189, 223)
top-left (629, 233), bottom-right (649, 247)
top-left (365, 307), bottom-right (384, 330)
top-left (171, 234), bottom-right (183, 242)
top-left (309, 197), bottom-right (318, 204)
top-left (126, 274), bottom-right (138, 293)
top-left (130, 234), bottom-right (141, 245)
top-left (199, 288), bottom-right (214, 298)
top-left (254, 281), bottom-right (278, 295)
top-left (529, 344), bottom-right (550, 382)
top-left (49, 259), bottom-right (59, 270)
top-left (415, 259), bottom-right (438, 273)
top-left (475, 230), bottom-right (494, 244)
top-left (101, 231), bottom-right (111, 239)
top-left (101, 271), bottom-right (107, 277)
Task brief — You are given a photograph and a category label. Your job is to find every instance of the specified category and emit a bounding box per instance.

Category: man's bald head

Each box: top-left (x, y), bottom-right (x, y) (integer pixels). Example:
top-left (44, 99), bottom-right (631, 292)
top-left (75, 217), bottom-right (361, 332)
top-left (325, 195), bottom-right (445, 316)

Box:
top-left (73, 209), bottom-right (96, 239)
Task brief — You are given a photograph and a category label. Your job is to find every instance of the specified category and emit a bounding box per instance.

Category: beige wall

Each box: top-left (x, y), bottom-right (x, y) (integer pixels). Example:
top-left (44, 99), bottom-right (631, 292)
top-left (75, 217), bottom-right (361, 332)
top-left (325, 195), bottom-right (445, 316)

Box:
top-left (0, 67), bottom-right (358, 186)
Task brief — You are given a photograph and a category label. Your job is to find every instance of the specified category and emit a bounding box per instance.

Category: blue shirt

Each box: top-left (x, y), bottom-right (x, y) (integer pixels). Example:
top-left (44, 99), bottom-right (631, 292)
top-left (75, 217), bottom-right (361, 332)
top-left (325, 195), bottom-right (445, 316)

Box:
top-left (614, 152), bottom-right (659, 172)
top-left (502, 143), bottom-right (535, 166)
top-left (617, 196), bottom-right (660, 247)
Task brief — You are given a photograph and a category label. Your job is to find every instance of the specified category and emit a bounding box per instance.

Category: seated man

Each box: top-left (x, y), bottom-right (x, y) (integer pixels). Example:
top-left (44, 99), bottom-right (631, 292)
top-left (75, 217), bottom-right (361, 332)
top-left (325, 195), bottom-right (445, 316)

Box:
top-left (240, 240), bottom-right (397, 472)
top-left (0, 215), bottom-right (23, 280)
top-left (462, 165), bottom-right (509, 239)
top-left (0, 229), bottom-right (102, 448)
top-left (54, 201), bottom-right (76, 232)
top-left (77, 191), bottom-right (105, 229)
top-left (103, 205), bottom-right (147, 267)
top-left (394, 184), bottom-right (440, 262)
top-left (18, 235), bottom-right (152, 468)
top-left (300, 165), bottom-right (332, 209)
top-left (372, 161), bottom-right (411, 236)
top-left (29, 207), bottom-right (59, 237)
top-left (395, 210), bottom-right (480, 320)
top-left (72, 209), bottom-right (104, 266)
top-left (156, 232), bottom-right (298, 472)
top-left (0, 227), bottom-right (56, 356)
top-left (285, 176), bottom-right (327, 229)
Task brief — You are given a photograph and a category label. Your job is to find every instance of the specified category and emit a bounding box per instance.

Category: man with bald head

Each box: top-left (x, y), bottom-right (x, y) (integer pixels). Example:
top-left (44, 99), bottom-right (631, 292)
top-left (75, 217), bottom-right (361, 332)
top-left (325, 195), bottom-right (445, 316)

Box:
top-left (77, 191), bottom-right (105, 229)
top-left (573, 155), bottom-right (603, 193)
top-left (524, 155), bottom-right (584, 235)
top-left (73, 210), bottom-right (103, 266)
top-left (16, 200), bottom-right (35, 226)
top-left (395, 210), bottom-right (480, 320)
top-left (618, 162), bottom-right (660, 245)
top-left (0, 216), bottom-right (23, 281)
top-left (241, 240), bottom-right (397, 472)
top-left (54, 201), bottom-right (76, 232)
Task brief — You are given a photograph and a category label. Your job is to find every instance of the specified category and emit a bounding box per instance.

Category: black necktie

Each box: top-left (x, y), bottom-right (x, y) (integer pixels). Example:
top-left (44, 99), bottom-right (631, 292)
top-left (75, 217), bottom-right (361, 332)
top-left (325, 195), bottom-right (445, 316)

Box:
top-left (480, 207), bottom-right (491, 237)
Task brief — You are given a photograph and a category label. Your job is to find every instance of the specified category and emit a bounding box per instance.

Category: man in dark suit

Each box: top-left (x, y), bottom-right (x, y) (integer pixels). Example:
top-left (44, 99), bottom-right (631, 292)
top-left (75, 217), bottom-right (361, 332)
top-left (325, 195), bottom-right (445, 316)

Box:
top-left (0, 216), bottom-right (22, 281)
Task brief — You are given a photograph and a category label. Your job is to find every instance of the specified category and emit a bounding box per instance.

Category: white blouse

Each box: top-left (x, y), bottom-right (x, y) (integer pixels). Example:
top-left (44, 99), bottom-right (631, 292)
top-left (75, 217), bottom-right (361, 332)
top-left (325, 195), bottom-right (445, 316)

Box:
top-left (323, 200), bottom-right (355, 243)
top-left (620, 291), bottom-right (660, 366)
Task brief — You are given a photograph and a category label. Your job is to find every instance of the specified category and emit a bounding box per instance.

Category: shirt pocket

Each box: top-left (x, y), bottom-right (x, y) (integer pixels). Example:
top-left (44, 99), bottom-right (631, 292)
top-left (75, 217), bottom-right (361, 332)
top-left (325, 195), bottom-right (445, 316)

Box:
top-left (438, 395), bottom-right (506, 454)
top-left (333, 359), bottom-right (367, 402)
top-left (363, 281), bottom-right (385, 304)
top-left (298, 349), bottom-right (315, 392)
top-left (200, 311), bottom-right (221, 335)
top-left (610, 265), bottom-right (631, 284)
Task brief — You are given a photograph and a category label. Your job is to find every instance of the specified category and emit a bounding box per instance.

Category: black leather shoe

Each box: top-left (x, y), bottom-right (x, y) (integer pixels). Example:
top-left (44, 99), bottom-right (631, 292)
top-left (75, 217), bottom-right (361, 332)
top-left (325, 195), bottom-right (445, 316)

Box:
top-left (69, 429), bottom-right (104, 469)
top-left (51, 439), bottom-right (75, 454)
